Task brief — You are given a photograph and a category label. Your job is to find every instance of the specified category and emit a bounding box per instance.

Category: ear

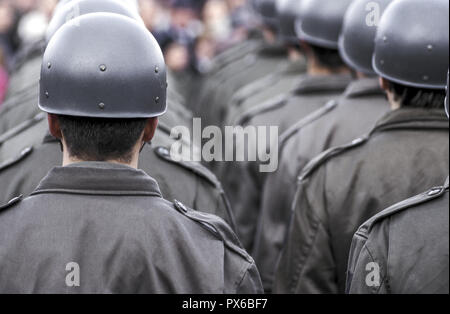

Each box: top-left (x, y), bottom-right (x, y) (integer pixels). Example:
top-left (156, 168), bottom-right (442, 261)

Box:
top-left (142, 117), bottom-right (158, 143)
top-left (48, 114), bottom-right (63, 139)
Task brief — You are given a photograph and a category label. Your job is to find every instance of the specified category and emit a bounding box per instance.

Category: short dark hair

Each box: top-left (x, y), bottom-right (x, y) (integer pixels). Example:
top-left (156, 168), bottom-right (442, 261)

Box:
top-left (58, 115), bottom-right (147, 163)
top-left (309, 44), bottom-right (346, 71)
top-left (386, 80), bottom-right (446, 109)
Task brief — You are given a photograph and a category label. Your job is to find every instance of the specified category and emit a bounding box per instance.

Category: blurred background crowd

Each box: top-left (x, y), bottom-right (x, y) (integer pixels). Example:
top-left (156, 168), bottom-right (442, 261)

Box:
top-left (0, 0), bottom-right (259, 106)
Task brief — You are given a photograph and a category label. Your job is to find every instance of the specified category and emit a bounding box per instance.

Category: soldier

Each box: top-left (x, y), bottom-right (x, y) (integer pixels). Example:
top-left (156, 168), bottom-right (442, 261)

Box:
top-left (0, 0), bottom-right (191, 135)
top-left (193, 0), bottom-right (290, 127)
top-left (0, 0), bottom-right (235, 230)
top-left (274, 0), bottom-right (449, 294)
top-left (221, 0), bottom-right (353, 252)
top-left (223, 0), bottom-right (307, 127)
top-left (346, 72), bottom-right (450, 294)
top-left (253, 0), bottom-right (392, 292)
top-left (0, 12), bottom-right (262, 293)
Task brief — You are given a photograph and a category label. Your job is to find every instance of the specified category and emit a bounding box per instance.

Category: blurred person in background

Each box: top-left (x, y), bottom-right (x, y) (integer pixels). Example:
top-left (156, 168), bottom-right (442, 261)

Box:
top-left (0, 0), bottom-right (15, 69)
top-left (0, 46), bottom-right (8, 106)
top-left (17, 0), bottom-right (57, 47)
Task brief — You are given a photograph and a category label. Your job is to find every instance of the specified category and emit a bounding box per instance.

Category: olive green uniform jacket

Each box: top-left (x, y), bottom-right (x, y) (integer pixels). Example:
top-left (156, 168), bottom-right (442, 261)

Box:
top-left (253, 78), bottom-right (390, 291)
top-left (347, 177), bottom-right (449, 294)
top-left (0, 162), bottom-right (262, 293)
top-left (221, 74), bottom-right (352, 251)
top-left (274, 108), bottom-right (449, 294)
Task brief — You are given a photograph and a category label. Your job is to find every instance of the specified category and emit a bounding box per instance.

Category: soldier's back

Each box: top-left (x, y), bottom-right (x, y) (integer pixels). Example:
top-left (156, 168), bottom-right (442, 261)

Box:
top-left (0, 162), bottom-right (261, 293)
top-left (347, 178), bottom-right (449, 294)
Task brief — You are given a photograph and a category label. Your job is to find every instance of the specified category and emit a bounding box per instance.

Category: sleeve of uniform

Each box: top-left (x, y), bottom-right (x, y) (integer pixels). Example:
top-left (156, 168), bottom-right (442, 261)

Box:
top-left (252, 149), bottom-right (299, 292)
top-left (273, 166), bottom-right (338, 294)
top-left (346, 221), bottom-right (390, 294)
top-left (173, 201), bottom-right (263, 294)
top-left (236, 261), bottom-right (265, 294)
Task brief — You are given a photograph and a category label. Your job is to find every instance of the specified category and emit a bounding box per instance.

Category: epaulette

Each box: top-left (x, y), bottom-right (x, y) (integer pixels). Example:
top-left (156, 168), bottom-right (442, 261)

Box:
top-left (279, 100), bottom-right (338, 151)
top-left (0, 195), bottom-right (23, 213)
top-left (0, 113), bottom-right (46, 145)
top-left (154, 146), bottom-right (223, 190)
top-left (236, 93), bottom-right (289, 126)
top-left (0, 147), bottom-right (33, 172)
top-left (173, 200), bottom-right (252, 263)
top-left (298, 135), bottom-right (370, 182)
top-left (356, 181), bottom-right (449, 237)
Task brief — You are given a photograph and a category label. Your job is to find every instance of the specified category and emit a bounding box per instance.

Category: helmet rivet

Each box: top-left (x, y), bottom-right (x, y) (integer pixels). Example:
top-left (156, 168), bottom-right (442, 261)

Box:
top-left (98, 102), bottom-right (105, 109)
top-left (47, 63), bottom-right (52, 69)
top-left (99, 64), bottom-right (107, 72)
top-left (427, 44), bottom-right (433, 51)
top-left (380, 60), bottom-right (385, 65)
top-left (45, 91), bottom-right (49, 98)
top-left (155, 66), bottom-right (159, 74)
top-left (155, 97), bottom-right (160, 103)
top-left (423, 75), bottom-right (429, 81)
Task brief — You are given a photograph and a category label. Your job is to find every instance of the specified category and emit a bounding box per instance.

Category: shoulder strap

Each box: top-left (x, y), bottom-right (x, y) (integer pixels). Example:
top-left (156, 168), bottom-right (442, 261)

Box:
top-left (173, 200), bottom-right (252, 263)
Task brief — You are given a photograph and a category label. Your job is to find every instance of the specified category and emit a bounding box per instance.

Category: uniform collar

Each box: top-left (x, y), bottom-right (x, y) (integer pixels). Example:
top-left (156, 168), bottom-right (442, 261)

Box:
top-left (342, 77), bottom-right (384, 98)
top-left (31, 162), bottom-right (162, 198)
top-left (372, 108), bottom-right (449, 134)
top-left (293, 73), bottom-right (352, 95)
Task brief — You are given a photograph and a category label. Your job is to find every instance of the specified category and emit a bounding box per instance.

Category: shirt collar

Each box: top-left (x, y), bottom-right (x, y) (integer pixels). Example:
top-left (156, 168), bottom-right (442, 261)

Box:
top-left (293, 73), bottom-right (353, 95)
top-left (31, 162), bottom-right (162, 198)
top-left (372, 108), bottom-right (449, 134)
top-left (342, 77), bottom-right (384, 98)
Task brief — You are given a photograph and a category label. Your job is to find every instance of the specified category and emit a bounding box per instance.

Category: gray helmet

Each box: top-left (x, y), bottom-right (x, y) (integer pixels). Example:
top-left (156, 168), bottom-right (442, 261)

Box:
top-left (373, 0), bottom-right (449, 89)
top-left (39, 13), bottom-right (167, 118)
top-left (276, 0), bottom-right (302, 44)
top-left (46, 0), bottom-right (143, 42)
top-left (295, 0), bottom-right (354, 49)
top-left (338, 0), bottom-right (392, 75)
top-left (252, 0), bottom-right (279, 30)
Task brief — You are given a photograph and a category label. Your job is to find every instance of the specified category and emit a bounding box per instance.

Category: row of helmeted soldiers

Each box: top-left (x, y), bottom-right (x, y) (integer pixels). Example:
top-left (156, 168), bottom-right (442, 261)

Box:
top-left (0, 0), bottom-right (448, 294)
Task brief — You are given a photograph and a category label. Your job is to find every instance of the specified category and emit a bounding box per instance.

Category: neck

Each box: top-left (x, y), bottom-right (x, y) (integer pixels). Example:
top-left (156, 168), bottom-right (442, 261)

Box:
top-left (287, 47), bottom-right (303, 62)
top-left (307, 57), bottom-right (349, 76)
top-left (61, 141), bottom-right (140, 169)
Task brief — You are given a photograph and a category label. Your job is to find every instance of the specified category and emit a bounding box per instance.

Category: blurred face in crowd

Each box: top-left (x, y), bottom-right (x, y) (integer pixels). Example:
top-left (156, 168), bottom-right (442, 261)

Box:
top-left (139, 0), bottom-right (159, 31)
top-left (171, 6), bottom-right (195, 29)
top-left (203, 0), bottom-right (231, 40)
top-left (164, 42), bottom-right (190, 72)
top-left (38, 0), bottom-right (58, 19)
top-left (13, 0), bottom-right (37, 13)
top-left (0, 2), bottom-right (14, 34)
top-left (226, 0), bottom-right (246, 10)
top-left (196, 36), bottom-right (215, 60)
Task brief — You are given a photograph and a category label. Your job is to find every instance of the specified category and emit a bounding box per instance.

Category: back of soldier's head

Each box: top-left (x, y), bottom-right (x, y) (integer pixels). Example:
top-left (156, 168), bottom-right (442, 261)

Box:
top-left (275, 0), bottom-right (302, 45)
top-left (251, 0), bottom-right (279, 32)
top-left (294, 0), bottom-right (353, 71)
top-left (338, 0), bottom-right (392, 75)
top-left (374, 0), bottom-right (449, 109)
top-left (39, 12), bottom-right (167, 162)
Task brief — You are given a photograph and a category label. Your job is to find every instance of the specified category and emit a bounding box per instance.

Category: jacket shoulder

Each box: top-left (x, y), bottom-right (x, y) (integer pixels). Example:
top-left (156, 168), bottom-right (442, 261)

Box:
top-left (0, 146), bottom-right (34, 172)
top-left (172, 200), bottom-right (252, 263)
top-left (356, 182), bottom-right (449, 238)
top-left (154, 146), bottom-right (223, 190)
top-left (298, 135), bottom-right (369, 182)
